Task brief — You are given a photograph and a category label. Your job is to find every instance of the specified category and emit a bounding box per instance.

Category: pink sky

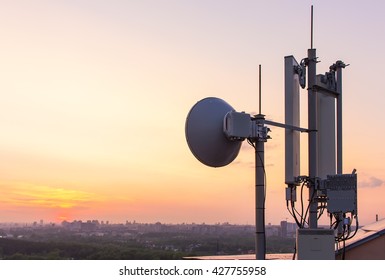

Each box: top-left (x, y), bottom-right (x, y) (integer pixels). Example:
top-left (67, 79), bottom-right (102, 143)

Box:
top-left (1, 1), bottom-right (385, 226)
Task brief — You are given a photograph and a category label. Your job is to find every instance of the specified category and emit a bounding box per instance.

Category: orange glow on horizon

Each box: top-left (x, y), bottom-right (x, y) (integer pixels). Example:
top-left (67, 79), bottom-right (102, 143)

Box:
top-left (0, 182), bottom-right (101, 208)
top-left (0, 1), bottom-right (384, 226)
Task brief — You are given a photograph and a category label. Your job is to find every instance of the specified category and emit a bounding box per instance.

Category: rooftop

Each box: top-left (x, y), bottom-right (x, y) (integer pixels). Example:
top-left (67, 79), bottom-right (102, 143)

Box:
top-left (185, 253), bottom-right (293, 260)
top-left (340, 218), bottom-right (385, 252)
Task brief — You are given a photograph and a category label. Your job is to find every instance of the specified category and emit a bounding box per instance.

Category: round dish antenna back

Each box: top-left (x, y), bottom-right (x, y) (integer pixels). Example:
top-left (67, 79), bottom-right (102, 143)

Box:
top-left (185, 97), bottom-right (242, 167)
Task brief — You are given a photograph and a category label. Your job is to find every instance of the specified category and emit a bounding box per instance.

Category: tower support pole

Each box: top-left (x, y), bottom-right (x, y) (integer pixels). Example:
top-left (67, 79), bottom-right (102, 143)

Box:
top-left (307, 48), bottom-right (318, 228)
top-left (255, 114), bottom-right (266, 260)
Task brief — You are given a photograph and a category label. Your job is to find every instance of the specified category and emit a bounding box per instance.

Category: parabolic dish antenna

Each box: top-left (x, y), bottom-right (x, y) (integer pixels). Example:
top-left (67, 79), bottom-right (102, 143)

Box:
top-left (185, 97), bottom-right (242, 167)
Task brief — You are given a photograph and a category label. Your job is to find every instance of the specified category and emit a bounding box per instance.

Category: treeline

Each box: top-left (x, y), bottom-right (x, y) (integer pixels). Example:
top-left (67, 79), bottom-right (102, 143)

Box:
top-left (0, 238), bottom-right (186, 260)
top-left (0, 232), bottom-right (295, 259)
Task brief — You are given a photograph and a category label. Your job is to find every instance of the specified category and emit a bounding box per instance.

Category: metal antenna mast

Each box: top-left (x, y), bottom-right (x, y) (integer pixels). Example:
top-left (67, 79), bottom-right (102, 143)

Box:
top-left (311, 5), bottom-right (314, 49)
top-left (255, 64), bottom-right (266, 259)
top-left (307, 4), bottom-right (318, 229)
top-left (259, 64), bottom-right (262, 115)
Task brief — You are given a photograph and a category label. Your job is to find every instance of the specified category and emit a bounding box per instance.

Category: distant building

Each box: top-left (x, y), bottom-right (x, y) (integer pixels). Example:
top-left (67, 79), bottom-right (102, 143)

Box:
top-left (280, 221), bottom-right (288, 237)
top-left (265, 224), bottom-right (279, 237)
top-left (81, 221), bottom-right (98, 232)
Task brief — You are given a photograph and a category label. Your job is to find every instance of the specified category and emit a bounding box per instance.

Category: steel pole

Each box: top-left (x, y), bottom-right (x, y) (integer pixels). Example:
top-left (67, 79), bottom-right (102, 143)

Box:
top-left (308, 49), bottom-right (318, 228)
top-left (336, 64), bottom-right (343, 174)
top-left (255, 115), bottom-right (266, 260)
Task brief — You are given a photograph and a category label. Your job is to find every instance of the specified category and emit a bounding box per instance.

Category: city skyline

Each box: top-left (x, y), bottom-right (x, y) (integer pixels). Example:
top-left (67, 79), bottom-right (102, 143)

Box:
top-left (1, 1), bottom-right (385, 226)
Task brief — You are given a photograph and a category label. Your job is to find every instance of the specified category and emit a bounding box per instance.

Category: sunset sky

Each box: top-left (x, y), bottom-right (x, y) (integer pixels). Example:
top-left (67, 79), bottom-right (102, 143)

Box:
top-left (1, 0), bottom-right (385, 226)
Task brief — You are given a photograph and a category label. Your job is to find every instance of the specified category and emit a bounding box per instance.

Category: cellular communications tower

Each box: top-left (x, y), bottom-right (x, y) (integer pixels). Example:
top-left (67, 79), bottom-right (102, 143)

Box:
top-left (185, 7), bottom-right (357, 260)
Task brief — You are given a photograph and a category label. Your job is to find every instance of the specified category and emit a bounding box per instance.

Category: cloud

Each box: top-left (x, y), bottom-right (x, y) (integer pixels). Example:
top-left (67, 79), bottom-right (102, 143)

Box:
top-left (232, 160), bottom-right (254, 169)
top-left (359, 176), bottom-right (384, 188)
top-left (0, 182), bottom-right (103, 209)
top-left (232, 159), bottom-right (274, 169)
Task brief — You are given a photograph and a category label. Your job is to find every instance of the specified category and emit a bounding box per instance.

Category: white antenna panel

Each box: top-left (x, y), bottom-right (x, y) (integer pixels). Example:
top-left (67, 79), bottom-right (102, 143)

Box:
top-left (317, 88), bottom-right (336, 179)
top-left (285, 56), bottom-right (301, 185)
